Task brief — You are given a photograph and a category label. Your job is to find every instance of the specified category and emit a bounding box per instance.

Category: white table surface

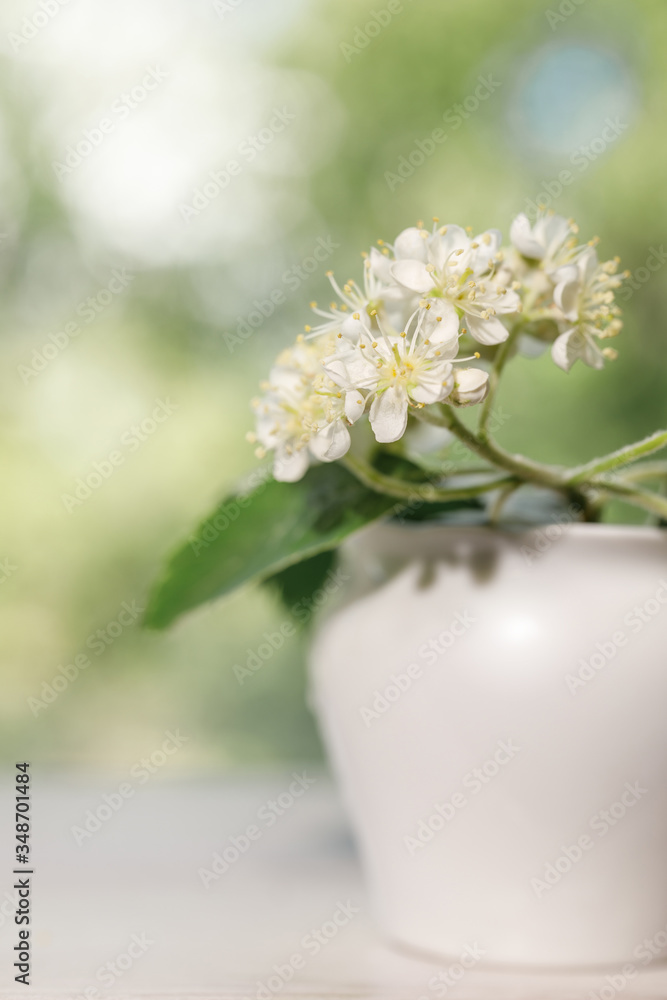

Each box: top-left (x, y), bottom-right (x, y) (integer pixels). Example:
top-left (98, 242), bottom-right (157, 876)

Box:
top-left (1, 771), bottom-right (667, 999)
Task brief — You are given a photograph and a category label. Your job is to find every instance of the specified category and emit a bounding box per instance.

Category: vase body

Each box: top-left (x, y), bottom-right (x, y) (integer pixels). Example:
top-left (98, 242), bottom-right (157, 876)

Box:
top-left (309, 523), bottom-right (667, 967)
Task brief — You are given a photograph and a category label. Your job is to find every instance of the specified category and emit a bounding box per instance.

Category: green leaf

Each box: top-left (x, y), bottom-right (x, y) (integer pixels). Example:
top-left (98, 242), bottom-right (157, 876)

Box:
top-left (144, 463), bottom-right (397, 629)
top-left (263, 549), bottom-right (338, 613)
top-left (393, 498), bottom-right (484, 523)
top-left (370, 450), bottom-right (486, 523)
top-left (372, 450), bottom-right (432, 482)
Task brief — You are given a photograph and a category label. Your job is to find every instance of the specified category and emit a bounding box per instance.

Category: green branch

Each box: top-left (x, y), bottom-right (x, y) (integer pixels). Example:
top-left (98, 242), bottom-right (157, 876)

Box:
top-left (418, 405), bottom-right (567, 490)
top-left (342, 453), bottom-right (518, 503)
top-left (567, 430), bottom-right (667, 484)
top-left (611, 461), bottom-right (667, 484)
top-left (591, 476), bottom-right (667, 521)
top-left (478, 323), bottom-right (521, 442)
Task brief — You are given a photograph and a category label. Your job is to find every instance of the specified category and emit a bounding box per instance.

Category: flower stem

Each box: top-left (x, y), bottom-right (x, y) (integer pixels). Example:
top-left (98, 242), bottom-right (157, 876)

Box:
top-left (477, 323), bottom-right (521, 443)
top-left (419, 405), bottom-right (568, 490)
top-left (590, 476), bottom-right (667, 520)
top-left (342, 453), bottom-right (518, 503)
top-left (488, 481), bottom-right (520, 523)
top-left (617, 461), bottom-right (667, 483)
top-left (567, 430), bottom-right (667, 484)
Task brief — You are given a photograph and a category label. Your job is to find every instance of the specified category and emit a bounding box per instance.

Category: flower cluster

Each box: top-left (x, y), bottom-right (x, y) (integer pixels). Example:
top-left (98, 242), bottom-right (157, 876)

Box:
top-left (509, 213), bottom-right (625, 371)
top-left (251, 212), bottom-right (626, 481)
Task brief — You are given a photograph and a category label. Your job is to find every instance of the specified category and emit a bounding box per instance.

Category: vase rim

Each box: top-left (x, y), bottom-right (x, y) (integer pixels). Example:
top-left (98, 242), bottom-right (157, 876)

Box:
top-left (375, 521), bottom-right (666, 539)
top-left (351, 520), bottom-right (667, 554)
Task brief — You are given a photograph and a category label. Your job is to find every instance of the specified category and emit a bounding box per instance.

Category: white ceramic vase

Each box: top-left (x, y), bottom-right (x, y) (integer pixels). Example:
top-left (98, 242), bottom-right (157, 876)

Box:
top-left (309, 523), bottom-right (667, 968)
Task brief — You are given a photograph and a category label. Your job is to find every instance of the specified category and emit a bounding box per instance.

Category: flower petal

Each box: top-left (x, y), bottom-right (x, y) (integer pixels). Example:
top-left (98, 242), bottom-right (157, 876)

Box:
top-left (321, 357), bottom-right (349, 388)
top-left (324, 353), bottom-right (378, 390)
top-left (273, 448), bottom-right (309, 482)
top-left (420, 299), bottom-right (460, 347)
top-left (453, 367), bottom-right (489, 405)
top-left (580, 334), bottom-right (606, 370)
top-left (269, 366), bottom-right (305, 395)
top-left (340, 313), bottom-right (370, 340)
top-left (344, 389), bottom-right (365, 423)
top-left (369, 246), bottom-right (394, 283)
top-left (553, 327), bottom-right (608, 372)
top-left (539, 214), bottom-right (572, 262)
top-left (428, 225), bottom-right (469, 271)
top-left (551, 328), bottom-right (582, 372)
top-left (309, 420), bottom-right (351, 462)
top-left (391, 259), bottom-right (434, 294)
top-left (510, 213), bottom-right (545, 259)
top-left (394, 226), bottom-right (429, 262)
top-left (369, 385), bottom-right (409, 443)
top-left (382, 285), bottom-right (418, 330)
top-left (410, 369), bottom-right (453, 404)
top-left (553, 275), bottom-right (580, 321)
top-left (465, 313), bottom-right (510, 345)
top-left (492, 286), bottom-right (521, 315)
top-left (467, 229), bottom-right (502, 271)
top-left (578, 245), bottom-right (600, 283)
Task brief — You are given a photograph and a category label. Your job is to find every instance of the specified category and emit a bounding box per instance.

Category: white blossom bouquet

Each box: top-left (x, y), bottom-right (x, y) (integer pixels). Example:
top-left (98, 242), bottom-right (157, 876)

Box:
top-left (147, 211), bottom-right (667, 628)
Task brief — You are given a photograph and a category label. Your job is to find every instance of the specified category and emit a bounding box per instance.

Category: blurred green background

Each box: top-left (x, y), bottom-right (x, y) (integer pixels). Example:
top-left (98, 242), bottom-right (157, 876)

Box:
top-left (1, 0), bottom-right (666, 769)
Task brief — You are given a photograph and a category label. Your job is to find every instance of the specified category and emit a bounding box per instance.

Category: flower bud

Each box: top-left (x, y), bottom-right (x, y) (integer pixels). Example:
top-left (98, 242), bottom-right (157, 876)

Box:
top-left (451, 367), bottom-right (489, 406)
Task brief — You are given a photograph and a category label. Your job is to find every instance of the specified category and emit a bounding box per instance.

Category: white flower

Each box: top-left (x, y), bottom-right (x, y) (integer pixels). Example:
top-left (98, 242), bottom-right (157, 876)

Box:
top-left (451, 367), bottom-right (490, 406)
top-left (249, 211), bottom-right (627, 484)
top-left (550, 328), bottom-right (605, 372)
top-left (253, 336), bottom-right (363, 481)
top-left (509, 212), bottom-right (578, 272)
top-left (388, 221), bottom-right (520, 346)
top-left (505, 212), bottom-right (580, 318)
top-left (550, 247), bottom-right (624, 372)
top-left (323, 308), bottom-right (478, 444)
top-left (505, 212), bottom-right (626, 372)
top-left (305, 249), bottom-right (414, 341)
